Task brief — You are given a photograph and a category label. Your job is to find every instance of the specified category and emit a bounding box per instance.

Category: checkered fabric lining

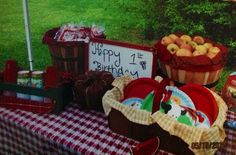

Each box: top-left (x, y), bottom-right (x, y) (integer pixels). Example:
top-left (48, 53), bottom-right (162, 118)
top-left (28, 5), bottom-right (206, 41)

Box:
top-left (0, 104), bottom-right (235, 155)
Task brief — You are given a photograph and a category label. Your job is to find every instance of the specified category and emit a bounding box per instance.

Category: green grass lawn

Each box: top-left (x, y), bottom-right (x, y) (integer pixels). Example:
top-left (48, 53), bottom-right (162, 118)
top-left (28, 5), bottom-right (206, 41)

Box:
top-left (0, 0), bottom-right (145, 70)
top-left (0, 0), bottom-right (232, 89)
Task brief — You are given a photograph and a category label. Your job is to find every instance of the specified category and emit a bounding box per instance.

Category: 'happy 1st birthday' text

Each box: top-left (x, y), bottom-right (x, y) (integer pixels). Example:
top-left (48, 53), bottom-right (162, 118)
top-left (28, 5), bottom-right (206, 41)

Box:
top-left (91, 42), bottom-right (147, 78)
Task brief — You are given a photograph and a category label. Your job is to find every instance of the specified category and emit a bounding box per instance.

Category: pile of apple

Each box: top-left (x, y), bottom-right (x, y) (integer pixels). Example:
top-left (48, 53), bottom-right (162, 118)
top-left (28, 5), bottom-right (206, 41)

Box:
top-left (161, 34), bottom-right (220, 59)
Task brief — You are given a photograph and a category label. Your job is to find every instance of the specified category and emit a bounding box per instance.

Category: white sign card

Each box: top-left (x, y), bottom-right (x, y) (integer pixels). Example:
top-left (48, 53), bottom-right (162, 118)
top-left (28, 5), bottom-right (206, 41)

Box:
top-left (87, 39), bottom-right (157, 78)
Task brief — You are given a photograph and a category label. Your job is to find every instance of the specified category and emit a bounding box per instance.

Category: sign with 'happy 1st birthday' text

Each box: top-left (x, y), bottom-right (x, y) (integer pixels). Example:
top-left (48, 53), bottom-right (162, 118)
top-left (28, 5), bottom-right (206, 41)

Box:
top-left (87, 38), bottom-right (157, 78)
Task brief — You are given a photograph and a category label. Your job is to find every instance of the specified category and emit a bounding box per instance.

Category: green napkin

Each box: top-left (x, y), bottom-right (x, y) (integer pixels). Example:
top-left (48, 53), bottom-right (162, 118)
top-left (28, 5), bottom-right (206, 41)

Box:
top-left (140, 91), bottom-right (154, 112)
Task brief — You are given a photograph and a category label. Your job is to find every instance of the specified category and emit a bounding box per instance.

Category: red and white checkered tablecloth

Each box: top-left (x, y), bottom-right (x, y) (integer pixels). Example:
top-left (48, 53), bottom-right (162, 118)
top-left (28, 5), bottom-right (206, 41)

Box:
top-left (217, 110), bottom-right (236, 155)
top-left (0, 104), bottom-right (235, 155)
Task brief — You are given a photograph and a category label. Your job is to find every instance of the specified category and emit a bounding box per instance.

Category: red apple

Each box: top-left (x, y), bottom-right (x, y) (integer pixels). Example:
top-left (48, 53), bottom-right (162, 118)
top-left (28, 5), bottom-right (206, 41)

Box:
top-left (176, 49), bottom-right (192, 57)
top-left (195, 45), bottom-right (207, 55)
top-left (193, 50), bottom-right (206, 56)
top-left (169, 34), bottom-right (179, 41)
top-left (180, 35), bottom-right (192, 45)
top-left (193, 36), bottom-right (205, 45)
top-left (161, 36), bottom-right (174, 46)
top-left (207, 46), bottom-right (221, 59)
top-left (180, 35), bottom-right (192, 42)
top-left (203, 42), bottom-right (213, 50)
top-left (167, 43), bottom-right (179, 54)
top-left (175, 38), bottom-right (185, 46)
top-left (189, 41), bottom-right (198, 49)
top-left (180, 44), bottom-right (193, 52)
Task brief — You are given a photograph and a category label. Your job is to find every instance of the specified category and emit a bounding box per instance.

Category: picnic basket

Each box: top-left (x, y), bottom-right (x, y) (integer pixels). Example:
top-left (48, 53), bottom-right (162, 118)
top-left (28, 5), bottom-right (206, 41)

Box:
top-left (102, 75), bottom-right (227, 155)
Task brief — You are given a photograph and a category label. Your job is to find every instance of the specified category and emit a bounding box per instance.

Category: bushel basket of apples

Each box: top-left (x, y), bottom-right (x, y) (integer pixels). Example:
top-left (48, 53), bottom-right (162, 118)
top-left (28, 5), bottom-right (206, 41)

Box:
top-left (155, 34), bottom-right (228, 86)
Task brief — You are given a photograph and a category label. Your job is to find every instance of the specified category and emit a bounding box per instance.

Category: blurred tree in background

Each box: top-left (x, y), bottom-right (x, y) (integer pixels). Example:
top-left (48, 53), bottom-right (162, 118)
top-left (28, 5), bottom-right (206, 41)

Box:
top-left (116, 0), bottom-right (236, 68)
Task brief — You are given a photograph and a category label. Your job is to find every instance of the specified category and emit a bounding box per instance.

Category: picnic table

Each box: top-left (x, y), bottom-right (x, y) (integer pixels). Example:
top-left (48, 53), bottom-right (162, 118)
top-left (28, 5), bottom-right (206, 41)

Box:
top-left (0, 103), bottom-right (235, 155)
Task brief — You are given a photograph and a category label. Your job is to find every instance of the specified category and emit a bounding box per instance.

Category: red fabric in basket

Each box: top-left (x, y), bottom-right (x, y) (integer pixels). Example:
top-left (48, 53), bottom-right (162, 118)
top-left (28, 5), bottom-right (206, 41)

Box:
top-left (42, 27), bottom-right (90, 46)
top-left (130, 137), bottom-right (160, 155)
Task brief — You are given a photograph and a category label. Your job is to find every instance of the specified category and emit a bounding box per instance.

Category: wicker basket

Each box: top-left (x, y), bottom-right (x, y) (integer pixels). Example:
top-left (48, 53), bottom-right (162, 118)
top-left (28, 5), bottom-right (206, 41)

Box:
top-left (155, 39), bottom-right (228, 87)
top-left (43, 27), bottom-right (89, 75)
top-left (103, 76), bottom-right (227, 155)
top-left (159, 62), bottom-right (223, 86)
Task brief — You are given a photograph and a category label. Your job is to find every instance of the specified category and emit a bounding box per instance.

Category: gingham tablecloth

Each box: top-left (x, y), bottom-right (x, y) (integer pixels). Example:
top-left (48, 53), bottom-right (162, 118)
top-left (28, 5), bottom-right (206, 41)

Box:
top-left (0, 104), bottom-right (235, 155)
top-left (217, 110), bottom-right (236, 155)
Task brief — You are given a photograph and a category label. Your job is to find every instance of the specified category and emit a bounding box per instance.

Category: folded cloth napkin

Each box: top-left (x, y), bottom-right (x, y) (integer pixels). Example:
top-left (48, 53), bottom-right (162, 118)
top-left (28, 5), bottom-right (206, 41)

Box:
top-left (130, 137), bottom-right (160, 155)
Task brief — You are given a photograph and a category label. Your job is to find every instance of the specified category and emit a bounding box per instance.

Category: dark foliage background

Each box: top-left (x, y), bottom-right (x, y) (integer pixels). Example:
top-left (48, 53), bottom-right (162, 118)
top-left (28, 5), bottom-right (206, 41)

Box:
top-left (115, 0), bottom-right (236, 68)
